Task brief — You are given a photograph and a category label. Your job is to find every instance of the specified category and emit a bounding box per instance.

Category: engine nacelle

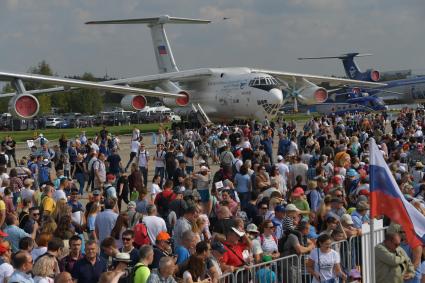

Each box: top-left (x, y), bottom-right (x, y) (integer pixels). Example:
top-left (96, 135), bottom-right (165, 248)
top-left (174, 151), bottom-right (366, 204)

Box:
top-left (8, 93), bottom-right (40, 119)
top-left (298, 86), bottom-right (328, 105)
top-left (120, 95), bottom-right (147, 111)
top-left (365, 69), bottom-right (380, 82)
top-left (162, 91), bottom-right (190, 107)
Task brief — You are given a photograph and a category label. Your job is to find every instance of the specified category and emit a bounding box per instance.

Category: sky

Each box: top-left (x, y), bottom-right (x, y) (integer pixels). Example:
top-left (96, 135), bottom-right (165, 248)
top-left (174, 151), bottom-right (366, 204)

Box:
top-left (0, 0), bottom-right (424, 79)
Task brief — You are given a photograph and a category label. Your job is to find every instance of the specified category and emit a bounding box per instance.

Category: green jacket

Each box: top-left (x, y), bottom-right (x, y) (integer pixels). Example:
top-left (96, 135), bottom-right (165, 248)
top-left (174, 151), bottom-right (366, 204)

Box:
top-left (375, 243), bottom-right (415, 283)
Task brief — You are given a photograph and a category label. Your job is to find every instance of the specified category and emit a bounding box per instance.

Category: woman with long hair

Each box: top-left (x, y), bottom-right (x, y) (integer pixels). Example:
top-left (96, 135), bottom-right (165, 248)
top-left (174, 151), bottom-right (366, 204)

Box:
top-left (54, 215), bottom-right (75, 241)
top-left (259, 219), bottom-right (280, 259)
top-left (86, 202), bottom-right (100, 241)
top-left (307, 234), bottom-right (347, 283)
top-left (182, 254), bottom-right (210, 283)
top-left (73, 154), bottom-right (86, 196)
top-left (111, 213), bottom-right (129, 249)
top-left (32, 253), bottom-right (56, 283)
top-left (40, 216), bottom-right (57, 234)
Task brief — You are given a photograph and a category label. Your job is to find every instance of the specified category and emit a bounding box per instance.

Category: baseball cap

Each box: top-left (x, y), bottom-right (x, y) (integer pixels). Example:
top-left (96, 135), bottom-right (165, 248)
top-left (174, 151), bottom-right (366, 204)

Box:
top-left (156, 231), bottom-right (171, 242)
top-left (347, 169), bottom-right (359, 177)
top-left (341, 214), bottom-right (354, 225)
top-left (106, 173), bottom-right (116, 180)
top-left (292, 187), bottom-right (304, 197)
top-left (128, 201), bottom-right (136, 208)
top-left (200, 166), bottom-right (209, 172)
top-left (277, 155), bottom-right (284, 161)
top-left (262, 255), bottom-right (273, 263)
top-left (246, 223), bottom-right (259, 234)
top-left (274, 205), bottom-right (285, 213)
top-left (358, 189), bottom-right (370, 196)
top-left (114, 252), bottom-right (131, 263)
top-left (211, 241), bottom-right (226, 254)
top-left (285, 204), bottom-right (300, 212)
top-left (356, 201), bottom-right (370, 211)
top-left (92, 190), bottom-right (101, 196)
top-left (231, 227), bottom-right (245, 237)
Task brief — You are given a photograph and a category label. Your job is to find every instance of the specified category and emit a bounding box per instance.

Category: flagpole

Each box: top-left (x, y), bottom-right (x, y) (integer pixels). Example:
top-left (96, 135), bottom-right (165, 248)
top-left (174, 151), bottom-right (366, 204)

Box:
top-left (369, 138), bottom-right (376, 283)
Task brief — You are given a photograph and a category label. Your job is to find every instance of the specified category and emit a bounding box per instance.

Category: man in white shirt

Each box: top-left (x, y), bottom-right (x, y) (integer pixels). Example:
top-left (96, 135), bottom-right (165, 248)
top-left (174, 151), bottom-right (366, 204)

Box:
top-left (143, 204), bottom-right (167, 244)
top-left (153, 144), bottom-right (166, 186)
top-left (125, 138), bottom-right (141, 172)
top-left (138, 143), bottom-right (149, 188)
top-left (276, 155), bottom-right (290, 187)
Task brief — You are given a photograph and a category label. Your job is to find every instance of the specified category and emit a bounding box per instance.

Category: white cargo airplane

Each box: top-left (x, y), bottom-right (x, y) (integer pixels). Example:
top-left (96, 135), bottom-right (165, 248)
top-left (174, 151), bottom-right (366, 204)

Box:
top-left (0, 15), bottom-right (384, 122)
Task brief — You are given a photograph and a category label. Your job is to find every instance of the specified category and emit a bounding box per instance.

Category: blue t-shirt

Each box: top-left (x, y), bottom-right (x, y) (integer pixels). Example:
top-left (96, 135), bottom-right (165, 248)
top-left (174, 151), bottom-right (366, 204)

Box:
top-left (175, 246), bottom-right (190, 265)
top-left (235, 173), bottom-right (251, 193)
top-left (256, 268), bottom-right (276, 283)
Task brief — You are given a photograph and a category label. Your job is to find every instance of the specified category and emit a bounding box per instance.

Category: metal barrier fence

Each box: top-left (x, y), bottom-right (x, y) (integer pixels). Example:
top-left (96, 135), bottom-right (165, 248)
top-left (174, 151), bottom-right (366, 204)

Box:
top-left (218, 226), bottom-right (388, 283)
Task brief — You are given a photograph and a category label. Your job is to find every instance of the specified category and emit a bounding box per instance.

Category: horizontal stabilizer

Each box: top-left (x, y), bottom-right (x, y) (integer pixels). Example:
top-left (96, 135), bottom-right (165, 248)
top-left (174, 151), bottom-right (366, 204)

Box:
top-left (298, 53), bottom-right (372, 60)
top-left (86, 15), bottom-right (211, 25)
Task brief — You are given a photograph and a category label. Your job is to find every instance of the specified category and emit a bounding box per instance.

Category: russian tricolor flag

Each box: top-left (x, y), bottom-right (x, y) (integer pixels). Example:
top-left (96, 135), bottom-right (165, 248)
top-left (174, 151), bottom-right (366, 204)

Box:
top-left (370, 138), bottom-right (425, 247)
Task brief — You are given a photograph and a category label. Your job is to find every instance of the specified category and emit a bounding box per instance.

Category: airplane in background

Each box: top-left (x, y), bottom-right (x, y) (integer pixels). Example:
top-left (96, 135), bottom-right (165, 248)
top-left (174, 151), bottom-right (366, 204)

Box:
top-left (299, 53), bottom-right (425, 105)
top-left (0, 16), bottom-right (384, 122)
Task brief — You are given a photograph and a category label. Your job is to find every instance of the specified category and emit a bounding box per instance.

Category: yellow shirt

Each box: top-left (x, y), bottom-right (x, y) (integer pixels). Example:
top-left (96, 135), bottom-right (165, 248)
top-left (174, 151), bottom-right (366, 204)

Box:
top-left (0, 200), bottom-right (5, 211)
top-left (42, 197), bottom-right (56, 214)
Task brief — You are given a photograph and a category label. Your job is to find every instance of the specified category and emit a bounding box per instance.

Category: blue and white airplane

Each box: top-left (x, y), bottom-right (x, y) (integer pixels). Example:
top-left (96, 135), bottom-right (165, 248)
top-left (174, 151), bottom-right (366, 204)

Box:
top-left (299, 53), bottom-right (425, 104)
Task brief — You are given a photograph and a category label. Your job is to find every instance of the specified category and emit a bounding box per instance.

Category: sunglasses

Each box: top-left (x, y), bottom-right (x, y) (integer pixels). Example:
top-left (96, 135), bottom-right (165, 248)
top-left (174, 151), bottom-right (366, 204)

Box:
top-left (32, 213), bottom-right (40, 216)
top-left (122, 237), bottom-right (132, 241)
top-left (266, 226), bottom-right (274, 229)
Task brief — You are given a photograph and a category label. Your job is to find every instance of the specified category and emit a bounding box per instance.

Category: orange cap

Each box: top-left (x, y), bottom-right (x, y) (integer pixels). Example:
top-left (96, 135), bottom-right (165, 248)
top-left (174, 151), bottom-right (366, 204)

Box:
top-left (156, 231), bottom-right (171, 241)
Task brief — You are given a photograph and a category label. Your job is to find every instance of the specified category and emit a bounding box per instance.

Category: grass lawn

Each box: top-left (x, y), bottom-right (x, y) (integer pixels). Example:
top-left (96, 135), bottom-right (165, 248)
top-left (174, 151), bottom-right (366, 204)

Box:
top-left (0, 123), bottom-right (169, 142)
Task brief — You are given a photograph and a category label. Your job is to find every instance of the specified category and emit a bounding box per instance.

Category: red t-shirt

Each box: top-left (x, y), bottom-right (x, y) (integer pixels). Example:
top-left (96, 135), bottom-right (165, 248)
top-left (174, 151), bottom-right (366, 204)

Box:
top-left (221, 241), bottom-right (248, 267)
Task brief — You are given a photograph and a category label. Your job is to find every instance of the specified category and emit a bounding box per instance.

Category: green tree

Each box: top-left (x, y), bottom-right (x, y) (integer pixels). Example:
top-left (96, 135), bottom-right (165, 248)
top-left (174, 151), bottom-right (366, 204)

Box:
top-left (68, 73), bottom-right (103, 114)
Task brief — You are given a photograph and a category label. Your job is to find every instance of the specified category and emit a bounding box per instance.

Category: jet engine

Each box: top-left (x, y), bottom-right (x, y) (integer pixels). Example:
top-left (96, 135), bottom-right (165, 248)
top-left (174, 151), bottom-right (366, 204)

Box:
top-left (120, 95), bottom-right (147, 111)
top-left (364, 69), bottom-right (380, 82)
top-left (162, 90), bottom-right (190, 107)
top-left (8, 93), bottom-right (40, 119)
top-left (298, 85), bottom-right (328, 105)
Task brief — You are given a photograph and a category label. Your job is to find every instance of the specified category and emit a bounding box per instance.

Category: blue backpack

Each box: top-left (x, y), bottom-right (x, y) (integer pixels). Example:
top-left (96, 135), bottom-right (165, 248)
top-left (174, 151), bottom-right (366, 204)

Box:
top-left (38, 165), bottom-right (50, 185)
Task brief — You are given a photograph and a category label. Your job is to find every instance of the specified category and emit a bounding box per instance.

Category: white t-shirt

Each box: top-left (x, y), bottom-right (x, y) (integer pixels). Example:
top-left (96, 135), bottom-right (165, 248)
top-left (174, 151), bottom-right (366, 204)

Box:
top-left (154, 150), bottom-right (166, 168)
top-left (150, 184), bottom-right (162, 195)
top-left (308, 248), bottom-right (340, 283)
top-left (0, 262), bottom-right (14, 283)
top-left (32, 246), bottom-right (48, 261)
top-left (21, 188), bottom-right (34, 202)
top-left (54, 189), bottom-right (67, 201)
top-left (142, 215), bottom-right (167, 244)
top-left (131, 140), bottom-right (140, 153)
top-left (251, 238), bottom-right (263, 256)
top-left (260, 235), bottom-right (278, 254)
top-left (138, 150), bottom-right (149, 167)
top-left (277, 162), bottom-right (289, 182)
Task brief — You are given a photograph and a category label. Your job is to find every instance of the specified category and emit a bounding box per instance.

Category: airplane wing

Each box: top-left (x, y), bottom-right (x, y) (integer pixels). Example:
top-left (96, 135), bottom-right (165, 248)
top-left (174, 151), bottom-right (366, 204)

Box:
top-left (102, 68), bottom-right (213, 85)
top-left (0, 71), bottom-right (185, 99)
top-left (250, 68), bottom-right (386, 87)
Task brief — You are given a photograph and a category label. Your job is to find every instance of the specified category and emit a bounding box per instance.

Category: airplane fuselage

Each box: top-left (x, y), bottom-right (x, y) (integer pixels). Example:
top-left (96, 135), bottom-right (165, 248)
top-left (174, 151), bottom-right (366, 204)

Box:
top-left (370, 77), bottom-right (425, 104)
top-left (163, 68), bottom-right (283, 121)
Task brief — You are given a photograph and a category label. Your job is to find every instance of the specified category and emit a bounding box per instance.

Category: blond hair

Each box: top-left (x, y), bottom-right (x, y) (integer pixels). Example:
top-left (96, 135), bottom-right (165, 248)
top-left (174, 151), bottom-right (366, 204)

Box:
top-left (32, 254), bottom-right (56, 277)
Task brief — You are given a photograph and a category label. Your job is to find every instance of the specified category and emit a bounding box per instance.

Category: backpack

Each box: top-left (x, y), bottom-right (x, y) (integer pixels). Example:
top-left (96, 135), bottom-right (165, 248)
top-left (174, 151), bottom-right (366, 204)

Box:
top-left (155, 192), bottom-right (174, 218)
top-left (38, 165), bottom-right (50, 185)
top-left (133, 223), bottom-right (151, 247)
top-left (185, 142), bottom-right (194, 158)
top-left (89, 160), bottom-right (100, 181)
top-left (127, 263), bottom-right (147, 283)
top-left (0, 154), bottom-right (6, 166)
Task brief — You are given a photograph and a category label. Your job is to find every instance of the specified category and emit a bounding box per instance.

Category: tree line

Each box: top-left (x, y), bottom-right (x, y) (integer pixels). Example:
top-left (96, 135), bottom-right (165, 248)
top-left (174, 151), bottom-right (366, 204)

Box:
top-left (1, 61), bottom-right (104, 115)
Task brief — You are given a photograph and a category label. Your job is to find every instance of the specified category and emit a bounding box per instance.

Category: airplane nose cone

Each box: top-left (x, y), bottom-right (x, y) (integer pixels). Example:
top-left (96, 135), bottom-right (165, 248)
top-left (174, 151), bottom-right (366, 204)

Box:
top-left (269, 88), bottom-right (283, 105)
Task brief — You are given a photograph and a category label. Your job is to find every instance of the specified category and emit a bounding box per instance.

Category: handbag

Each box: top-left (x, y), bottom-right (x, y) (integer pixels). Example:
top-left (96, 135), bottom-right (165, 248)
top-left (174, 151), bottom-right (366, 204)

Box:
top-left (317, 249), bottom-right (337, 283)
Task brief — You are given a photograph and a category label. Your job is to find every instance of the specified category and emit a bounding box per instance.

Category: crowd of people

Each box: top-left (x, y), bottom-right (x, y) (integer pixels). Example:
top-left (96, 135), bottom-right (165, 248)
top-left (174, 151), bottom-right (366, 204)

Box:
top-left (0, 110), bottom-right (424, 282)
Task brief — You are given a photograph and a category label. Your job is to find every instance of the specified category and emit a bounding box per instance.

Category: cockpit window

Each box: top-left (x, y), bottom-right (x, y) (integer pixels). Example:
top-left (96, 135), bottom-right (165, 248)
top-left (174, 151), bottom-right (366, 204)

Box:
top-left (249, 76), bottom-right (279, 91)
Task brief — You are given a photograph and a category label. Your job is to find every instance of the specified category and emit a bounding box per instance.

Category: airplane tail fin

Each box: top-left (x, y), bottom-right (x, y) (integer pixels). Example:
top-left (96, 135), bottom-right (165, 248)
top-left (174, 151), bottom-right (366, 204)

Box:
top-left (298, 53), bottom-right (375, 81)
top-left (86, 15), bottom-right (210, 73)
